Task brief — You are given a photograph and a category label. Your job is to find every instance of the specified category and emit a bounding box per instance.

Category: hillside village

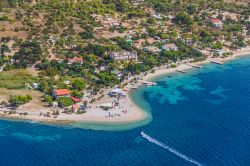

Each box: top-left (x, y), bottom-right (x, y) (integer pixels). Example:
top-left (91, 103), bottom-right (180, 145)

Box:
top-left (0, 0), bottom-right (250, 122)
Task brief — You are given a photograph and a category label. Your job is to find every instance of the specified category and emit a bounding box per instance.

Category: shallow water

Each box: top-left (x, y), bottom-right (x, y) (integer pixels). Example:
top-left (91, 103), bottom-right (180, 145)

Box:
top-left (0, 56), bottom-right (250, 166)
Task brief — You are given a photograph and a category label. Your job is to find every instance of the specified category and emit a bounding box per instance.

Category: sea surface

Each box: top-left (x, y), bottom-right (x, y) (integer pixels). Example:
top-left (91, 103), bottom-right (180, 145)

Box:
top-left (1, 56), bottom-right (250, 166)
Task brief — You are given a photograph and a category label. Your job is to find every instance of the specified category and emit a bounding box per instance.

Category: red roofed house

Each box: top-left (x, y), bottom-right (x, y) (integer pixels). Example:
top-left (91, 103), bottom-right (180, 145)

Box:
top-left (53, 89), bottom-right (70, 99)
top-left (71, 97), bottom-right (81, 103)
top-left (71, 104), bottom-right (79, 112)
top-left (210, 18), bottom-right (223, 28)
top-left (68, 57), bottom-right (83, 65)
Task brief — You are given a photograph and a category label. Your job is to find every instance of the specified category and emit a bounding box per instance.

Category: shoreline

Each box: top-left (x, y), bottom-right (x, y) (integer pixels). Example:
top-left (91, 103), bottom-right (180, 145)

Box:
top-left (140, 47), bottom-right (250, 82)
top-left (0, 47), bottom-right (249, 129)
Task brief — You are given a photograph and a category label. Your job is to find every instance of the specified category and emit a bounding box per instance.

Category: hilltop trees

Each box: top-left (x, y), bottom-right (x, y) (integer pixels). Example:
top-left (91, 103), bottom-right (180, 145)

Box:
top-left (174, 12), bottom-right (193, 27)
top-left (80, 26), bottom-right (94, 39)
top-left (153, 2), bottom-right (171, 12)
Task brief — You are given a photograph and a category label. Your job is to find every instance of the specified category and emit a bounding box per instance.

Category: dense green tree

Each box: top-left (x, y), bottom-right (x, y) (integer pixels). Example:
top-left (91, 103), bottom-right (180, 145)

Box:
top-left (80, 26), bottom-right (94, 39)
top-left (174, 12), bottom-right (193, 27)
top-left (43, 95), bottom-right (53, 106)
top-left (0, 44), bottom-right (10, 56)
top-left (186, 3), bottom-right (198, 15)
top-left (71, 90), bottom-right (82, 98)
top-left (72, 78), bottom-right (86, 91)
top-left (200, 30), bottom-right (212, 42)
top-left (116, 37), bottom-right (132, 50)
top-left (115, 0), bottom-right (129, 12)
top-left (9, 95), bottom-right (32, 108)
top-left (58, 97), bottom-right (74, 107)
top-left (98, 71), bottom-right (119, 86)
top-left (147, 17), bottom-right (156, 24)
top-left (13, 40), bottom-right (43, 65)
top-left (211, 41), bottom-right (223, 49)
top-left (154, 2), bottom-right (171, 12)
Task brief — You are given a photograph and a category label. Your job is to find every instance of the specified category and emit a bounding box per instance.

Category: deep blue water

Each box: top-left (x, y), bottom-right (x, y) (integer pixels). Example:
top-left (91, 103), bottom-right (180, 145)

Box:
top-left (1, 56), bottom-right (250, 166)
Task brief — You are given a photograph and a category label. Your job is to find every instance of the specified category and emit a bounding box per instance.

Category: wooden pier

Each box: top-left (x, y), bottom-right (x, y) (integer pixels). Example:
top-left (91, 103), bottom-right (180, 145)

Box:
top-left (176, 70), bottom-right (187, 73)
top-left (139, 80), bottom-right (157, 86)
top-left (210, 60), bottom-right (223, 65)
top-left (188, 63), bottom-right (202, 68)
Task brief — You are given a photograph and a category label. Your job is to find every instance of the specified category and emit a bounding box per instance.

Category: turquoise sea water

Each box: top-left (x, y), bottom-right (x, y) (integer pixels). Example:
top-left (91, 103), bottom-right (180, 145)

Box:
top-left (0, 56), bottom-right (250, 165)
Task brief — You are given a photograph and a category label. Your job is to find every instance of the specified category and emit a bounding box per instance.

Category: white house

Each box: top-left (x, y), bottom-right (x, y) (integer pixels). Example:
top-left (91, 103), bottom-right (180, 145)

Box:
top-left (167, 15), bottom-right (174, 20)
top-left (214, 49), bottom-right (226, 56)
top-left (31, 83), bottom-right (39, 89)
top-left (100, 65), bottom-right (108, 71)
top-left (152, 14), bottom-right (162, 19)
top-left (111, 22), bottom-right (120, 27)
top-left (64, 80), bottom-right (70, 85)
top-left (110, 51), bottom-right (137, 61)
top-left (109, 88), bottom-right (124, 97)
top-left (52, 102), bottom-right (58, 108)
top-left (144, 46), bottom-right (161, 53)
top-left (162, 44), bottom-right (178, 51)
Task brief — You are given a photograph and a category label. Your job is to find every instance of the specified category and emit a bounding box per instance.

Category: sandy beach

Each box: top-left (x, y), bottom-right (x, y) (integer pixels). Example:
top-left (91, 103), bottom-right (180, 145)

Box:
top-left (0, 47), bottom-right (250, 126)
top-left (0, 89), bottom-right (149, 125)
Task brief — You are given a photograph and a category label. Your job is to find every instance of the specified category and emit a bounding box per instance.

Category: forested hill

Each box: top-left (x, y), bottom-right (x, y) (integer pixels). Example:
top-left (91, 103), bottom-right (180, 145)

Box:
top-left (0, 0), bottom-right (248, 11)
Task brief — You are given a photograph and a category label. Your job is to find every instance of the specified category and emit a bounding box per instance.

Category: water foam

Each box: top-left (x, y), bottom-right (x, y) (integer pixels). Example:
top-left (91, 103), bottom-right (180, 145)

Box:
top-left (141, 131), bottom-right (203, 166)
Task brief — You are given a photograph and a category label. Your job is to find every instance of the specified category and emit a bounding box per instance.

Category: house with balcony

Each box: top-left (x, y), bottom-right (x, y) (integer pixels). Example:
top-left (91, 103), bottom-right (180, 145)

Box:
top-left (53, 89), bottom-right (70, 99)
top-left (110, 51), bottom-right (137, 61)
top-left (68, 57), bottom-right (83, 65)
top-left (144, 46), bottom-right (161, 53)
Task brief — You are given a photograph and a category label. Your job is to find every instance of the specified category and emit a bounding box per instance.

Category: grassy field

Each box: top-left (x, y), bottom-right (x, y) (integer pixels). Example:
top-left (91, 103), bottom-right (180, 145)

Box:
top-left (0, 88), bottom-right (43, 104)
top-left (0, 69), bottom-right (37, 89)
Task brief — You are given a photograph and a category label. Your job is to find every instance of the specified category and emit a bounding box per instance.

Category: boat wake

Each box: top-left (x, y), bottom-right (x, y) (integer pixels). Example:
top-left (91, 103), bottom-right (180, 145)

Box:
top-left (141, 131), bottom-right (203, 166)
